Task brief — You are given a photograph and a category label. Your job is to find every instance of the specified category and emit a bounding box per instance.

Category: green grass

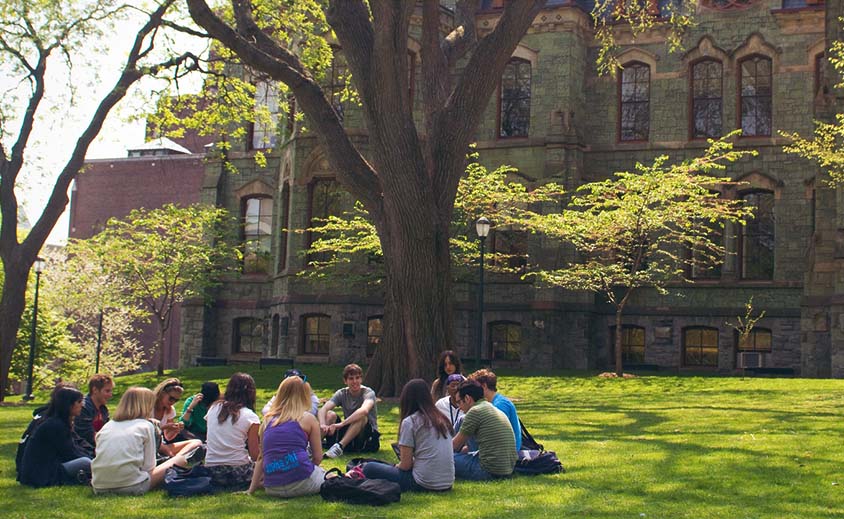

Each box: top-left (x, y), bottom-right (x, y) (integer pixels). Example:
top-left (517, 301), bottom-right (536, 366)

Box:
top-left (2, 365), bottom-right (843, 518)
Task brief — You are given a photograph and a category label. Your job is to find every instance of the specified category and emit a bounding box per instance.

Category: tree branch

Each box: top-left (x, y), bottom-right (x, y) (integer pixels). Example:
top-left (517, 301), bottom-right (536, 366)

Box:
top-left (442, 0), bottom-right (481, 64)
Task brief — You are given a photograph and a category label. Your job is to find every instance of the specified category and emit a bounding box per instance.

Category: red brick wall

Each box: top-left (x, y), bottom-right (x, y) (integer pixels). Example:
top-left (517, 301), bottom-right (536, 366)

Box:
top-left (69, 154), bottom-right (206, 370)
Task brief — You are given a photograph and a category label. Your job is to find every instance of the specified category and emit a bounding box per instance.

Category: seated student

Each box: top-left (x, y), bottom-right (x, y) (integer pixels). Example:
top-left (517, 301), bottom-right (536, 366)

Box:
top-left (18, 386), bottom-right (92, 487)
top-left (318, 363), bottom-right (379, 458)
top-left (362, 379), bottom-right (454, 492)
top-left (431, 350), bottom-right (463, 399)
top-left (451, 380), bottom-right (517, 481)
top-left (435, 373), bottom-right (466, 429)
top-left (152, 378), bottom-right (202, 457)
top-left (92, 387), bottom-right (191, 495)
top-left (204, 373), bottom-right (261, 490)
top-left (180, 381), bottom-right (220, 441)
top-left (247, 376), bottom-right (325, 498)
top-left (76, 374), bottom-right (114, 448)
top-left (469, 369), bottom-right (522, 451)
top-left (261, 369), bottom-right (319, 416)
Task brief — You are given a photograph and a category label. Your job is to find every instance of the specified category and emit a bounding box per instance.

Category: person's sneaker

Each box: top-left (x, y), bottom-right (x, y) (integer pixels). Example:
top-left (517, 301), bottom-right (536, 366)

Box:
top-left (325, 442), bottom-right (344, 459)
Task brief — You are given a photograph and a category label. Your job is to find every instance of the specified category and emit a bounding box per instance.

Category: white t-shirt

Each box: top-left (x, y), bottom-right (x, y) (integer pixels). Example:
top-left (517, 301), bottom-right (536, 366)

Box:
top-left (91, 418), bottom-right (156, 490)
top-left (204, 402), bottom-right (260, 466)
top-left (435, 396), bottom-right (464, 428)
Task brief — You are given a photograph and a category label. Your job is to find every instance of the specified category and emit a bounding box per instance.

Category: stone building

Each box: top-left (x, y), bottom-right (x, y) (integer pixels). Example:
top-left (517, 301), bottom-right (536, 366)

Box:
top-left (79, 1), bottom-right (839, 376)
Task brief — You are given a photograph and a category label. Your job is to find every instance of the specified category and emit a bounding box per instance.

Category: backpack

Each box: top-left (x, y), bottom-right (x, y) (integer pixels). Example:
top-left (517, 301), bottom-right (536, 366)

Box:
top-left (15, 407), bottom-right (47, 481)
top-left (163, 465), bottom-right (215, 497)
top-left (515, 449), bottom-right (564, 476)
top-left (319, 468), bottom-right (401, 506)
top-left (519, 419), bottom-right (544, 452)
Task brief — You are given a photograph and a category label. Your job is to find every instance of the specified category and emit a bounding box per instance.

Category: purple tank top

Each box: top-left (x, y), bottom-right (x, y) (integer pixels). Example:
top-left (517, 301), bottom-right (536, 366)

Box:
top-left (262, 419), bottom-right (314, 487)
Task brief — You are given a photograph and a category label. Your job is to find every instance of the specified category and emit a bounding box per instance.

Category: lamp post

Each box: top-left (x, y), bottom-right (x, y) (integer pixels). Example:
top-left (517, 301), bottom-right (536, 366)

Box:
top-left (23, 257), bottom-right (44, 401)
top-left (475, 217), bottom-right (490, 368)
top-left (95, 308), bottom-right (104, 373)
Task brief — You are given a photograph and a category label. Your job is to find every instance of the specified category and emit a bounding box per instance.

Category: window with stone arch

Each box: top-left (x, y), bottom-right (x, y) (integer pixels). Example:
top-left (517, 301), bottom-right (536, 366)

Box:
top-left (683, 327), bottom-right (719, 367)
top-left (242, 196), bottom-right (273, 274)
top-left (619, 62), bottom-right (650, 142)
top-left (739, 190), bottom-right (775, 280)
top-left (277, 182), bottom-right (290, 273)
top-left (610, 325), bottom-right (646, 365)
top-left (326, 47), bottom-right (348, 123)
top-left (739, 55), bottom-right (772, 137)
top-left (302, 314), bottom-right (331, 355)
top-left (307, 177), bottom-right (351, 264)
top-left (489, 321), bottom-right (522, 362)
top-left (499, 58), bottom-right (531, 138)
top-left (691, 59), bottom-right (723, 139)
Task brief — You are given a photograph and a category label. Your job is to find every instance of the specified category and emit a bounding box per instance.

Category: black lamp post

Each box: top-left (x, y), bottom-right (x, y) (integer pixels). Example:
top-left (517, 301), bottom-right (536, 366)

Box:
top-left (23, 257), bottom-right (44, 401)
top-left (475, 217), bottom-right (490, 368)
top-left (95, 308), bottom-right (104, 373)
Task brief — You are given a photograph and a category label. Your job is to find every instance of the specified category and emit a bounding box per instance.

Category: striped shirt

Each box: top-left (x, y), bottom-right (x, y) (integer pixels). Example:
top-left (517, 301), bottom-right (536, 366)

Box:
top-left (459, 400), bottom-right (517, 476)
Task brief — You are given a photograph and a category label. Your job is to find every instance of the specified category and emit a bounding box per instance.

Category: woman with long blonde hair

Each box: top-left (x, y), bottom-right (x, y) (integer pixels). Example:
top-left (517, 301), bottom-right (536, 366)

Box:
top-left (152, 378), bottom-right (202, 457)
top-left (92, 387), bottom-right (191, 495)
top-left (246, 377), bottom-right (325, 497)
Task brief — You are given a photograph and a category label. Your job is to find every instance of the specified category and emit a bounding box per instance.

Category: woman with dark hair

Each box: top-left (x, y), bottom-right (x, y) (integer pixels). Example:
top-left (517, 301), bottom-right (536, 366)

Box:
top-left (18, 386), bottom-right (92, 487)
top-left (362, 379), bottom-right (454, 491)
top-left (180, 381), bottom-right (221, 441)
top-left (431, 350), bottom-right (463, 399)
top-left (204, 373), bottom-right (260, 490)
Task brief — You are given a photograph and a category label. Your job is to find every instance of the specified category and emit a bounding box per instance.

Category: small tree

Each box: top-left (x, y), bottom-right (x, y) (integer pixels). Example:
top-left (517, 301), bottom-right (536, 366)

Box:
top-left (726, 297), bottom-right (767, 353)
top-left (67, 204), bottom-right (241, 375)
top-left (42, 250), bottom-right (147, 377)
top-left (524, 136), bottom-right (756, 376)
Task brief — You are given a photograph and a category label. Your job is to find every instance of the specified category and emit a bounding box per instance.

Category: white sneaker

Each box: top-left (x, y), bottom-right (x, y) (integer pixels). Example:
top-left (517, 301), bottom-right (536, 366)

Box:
top-left (325, 442), bottom-right (344, 459)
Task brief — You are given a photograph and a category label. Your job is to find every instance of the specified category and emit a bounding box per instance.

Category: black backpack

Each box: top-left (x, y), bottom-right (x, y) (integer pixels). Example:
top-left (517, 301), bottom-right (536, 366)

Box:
top-left (320, 468), bottom-right (401, 506)
top-left (163, 465), bottom-right (215, 497)
top-left (515, 449), bottom-right (565, 475)
top-left (519, 419), bottom-right (544, 452)
top-left (15, 406), bottom-right (47, 481)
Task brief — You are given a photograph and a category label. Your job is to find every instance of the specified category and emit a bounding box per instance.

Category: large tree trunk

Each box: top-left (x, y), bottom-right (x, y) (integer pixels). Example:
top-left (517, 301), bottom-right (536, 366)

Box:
top-left (364, 202), bottom-right (454, 395)
top-left (0, 257), bottom-right (28, 398)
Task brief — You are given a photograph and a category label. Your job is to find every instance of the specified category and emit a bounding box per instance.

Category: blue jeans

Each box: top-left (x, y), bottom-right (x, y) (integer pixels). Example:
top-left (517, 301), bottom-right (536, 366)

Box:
top-left (61, 456), bottom-right (92, 485)
top-left (361, 461), bottom-right (420, 492)
top-left (453, 452), bottom-right (494, 481)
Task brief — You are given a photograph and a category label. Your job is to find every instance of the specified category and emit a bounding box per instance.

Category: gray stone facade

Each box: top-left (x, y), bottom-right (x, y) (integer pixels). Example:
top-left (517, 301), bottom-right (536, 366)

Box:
top-left (180, 1), bottom-right (843, 376)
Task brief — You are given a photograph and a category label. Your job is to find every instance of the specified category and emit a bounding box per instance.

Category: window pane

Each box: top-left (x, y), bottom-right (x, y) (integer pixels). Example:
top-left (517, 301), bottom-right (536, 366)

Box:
top-left (500, 59), bottom-right (531, 138)
top-left (243, 197), bottom-right (273, 274)
top-left (741, 191), bottom-right (775, 279)
top-left (740, 57), bottom-right (772, 137)
top-left (684, 328), bottom-right (718, 367)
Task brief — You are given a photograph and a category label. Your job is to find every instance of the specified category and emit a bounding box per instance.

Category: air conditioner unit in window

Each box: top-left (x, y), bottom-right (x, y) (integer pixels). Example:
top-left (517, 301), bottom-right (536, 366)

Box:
top-left (739, 351), bottom-right (762, 369)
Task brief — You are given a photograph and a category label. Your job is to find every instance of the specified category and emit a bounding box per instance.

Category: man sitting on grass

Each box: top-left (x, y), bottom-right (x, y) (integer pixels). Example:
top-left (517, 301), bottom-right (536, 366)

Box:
top-left (470, 369), bottom-right (521, 451)
top-left (452, 380), bottom-right (517, 480)
top-left (318, 364), bottom-right (379, 458)
top-left (76, 374), bottom-right (114, 448)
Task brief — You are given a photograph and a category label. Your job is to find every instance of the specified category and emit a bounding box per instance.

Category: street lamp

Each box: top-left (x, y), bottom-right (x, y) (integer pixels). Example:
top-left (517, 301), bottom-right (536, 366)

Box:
top-left (475, 217), bottom-right (490, 368)
top-left (23, 257), bottom-right (44, 401)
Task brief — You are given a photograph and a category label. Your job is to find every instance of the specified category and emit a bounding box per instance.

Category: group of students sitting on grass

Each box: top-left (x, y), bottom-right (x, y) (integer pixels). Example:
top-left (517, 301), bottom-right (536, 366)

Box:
top-left (16, 350), bottom-right (528, 497)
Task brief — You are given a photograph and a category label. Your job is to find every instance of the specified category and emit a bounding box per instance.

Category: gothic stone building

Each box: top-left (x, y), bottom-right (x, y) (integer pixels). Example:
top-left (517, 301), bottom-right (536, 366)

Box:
top-left (170, 0), bottom-right (844, 376)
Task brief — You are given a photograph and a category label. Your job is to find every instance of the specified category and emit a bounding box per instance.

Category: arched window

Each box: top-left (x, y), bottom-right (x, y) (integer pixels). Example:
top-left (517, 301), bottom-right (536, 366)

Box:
top-left (702, 0), bottom-right (758, 9)
top-left (815, 52), bottom-right (827, 99)
top-left (243, 196), bottom-right (273, 274)
top-left (234, 317), bottom-right (263, 354)
top-left (491, 230), bottom-right (528, 275)
top-left (691, 60), bottom-right (722, 139)
top-left (683, 327), bottom-right (719, 367)
top-left (307, 178), bottom-right (349, 264)
top-left (499, 58), bottom-right (531, 138)
top-left (610, 325), bottom-right (646, 364)
top-left (736, 328), bottom-right (772, 352)
top-left (740, 190), bottom-right (775, 280)
top-left (302, 314), bottom-right (330, 355)
top-left (489, 321), bottom-right (522, 362)
top-left (367, 316), bottom-right (383, 357)
top-left (619, 62), bottom-right (650, 141)
top-left (739, 56), bottom-right (772, 137)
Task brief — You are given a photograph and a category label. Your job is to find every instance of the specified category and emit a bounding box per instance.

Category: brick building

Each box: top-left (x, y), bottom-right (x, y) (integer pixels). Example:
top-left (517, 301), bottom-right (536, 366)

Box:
top-left (69, 137), bottom-right (209, 369)
top-left (73, 1), bottom-right (843, 376)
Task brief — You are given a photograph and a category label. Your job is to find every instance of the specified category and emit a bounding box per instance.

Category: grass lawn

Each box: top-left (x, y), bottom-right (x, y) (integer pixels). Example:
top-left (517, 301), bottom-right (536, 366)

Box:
top-left (1, 365), bottom-right (843, 518)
